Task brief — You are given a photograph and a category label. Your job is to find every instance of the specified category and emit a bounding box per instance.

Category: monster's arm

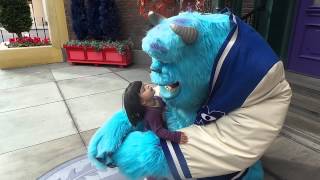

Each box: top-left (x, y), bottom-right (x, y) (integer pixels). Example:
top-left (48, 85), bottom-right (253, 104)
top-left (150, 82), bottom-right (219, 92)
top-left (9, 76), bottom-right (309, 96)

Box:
top-left (96, 78), bottom-right (290, 179)
top-left (87, 109), bottom-right (170, 180)
top-left (108, 82), bottom-right (290, 179)
top-left (161, 65), bottom-right (292, 179)
top-left (88, 109), bottom-right (136, 169)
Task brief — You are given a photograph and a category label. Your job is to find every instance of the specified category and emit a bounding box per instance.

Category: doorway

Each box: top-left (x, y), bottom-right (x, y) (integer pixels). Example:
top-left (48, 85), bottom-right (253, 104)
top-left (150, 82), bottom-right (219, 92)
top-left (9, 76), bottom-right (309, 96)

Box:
top-left (288, 0), bottom-right (320, 78)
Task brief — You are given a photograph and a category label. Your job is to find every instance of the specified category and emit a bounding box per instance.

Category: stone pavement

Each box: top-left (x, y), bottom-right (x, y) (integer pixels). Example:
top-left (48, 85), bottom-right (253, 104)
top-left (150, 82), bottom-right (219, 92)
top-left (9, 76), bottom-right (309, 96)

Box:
top-left (0, 62), bottom-right (150, 179)
top-left (0, 62), bottom-right (319, 180)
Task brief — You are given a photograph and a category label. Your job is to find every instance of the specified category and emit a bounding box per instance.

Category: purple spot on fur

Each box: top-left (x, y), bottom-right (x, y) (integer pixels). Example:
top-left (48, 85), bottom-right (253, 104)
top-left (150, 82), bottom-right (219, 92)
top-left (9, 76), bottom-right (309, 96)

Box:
top-left (150, 42), bottom-right (168, 53)
top-left (173, 18), bottom-right (191, 25)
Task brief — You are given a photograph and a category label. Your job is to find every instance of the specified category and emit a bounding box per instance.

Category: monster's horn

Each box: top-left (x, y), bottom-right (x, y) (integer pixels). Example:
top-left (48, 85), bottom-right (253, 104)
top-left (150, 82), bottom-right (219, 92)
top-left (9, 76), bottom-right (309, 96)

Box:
top-left (148, 11), bottom-right (166, 26)
top-left (170, 24), bottom-right (198, 44)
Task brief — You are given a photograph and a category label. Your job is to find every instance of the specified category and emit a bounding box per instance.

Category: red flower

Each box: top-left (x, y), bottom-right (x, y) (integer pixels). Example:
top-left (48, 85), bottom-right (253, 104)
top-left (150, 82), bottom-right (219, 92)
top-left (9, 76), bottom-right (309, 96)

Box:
top-left (22, 36), bottom-right (32, 43)
top-left (33, 37), bottom-right (41, 44)
top-left (8, 36), bottom-right (51, 48)
top-left (17, 38), bottom-right (24, 43)
top-left (9, 38), bottom-right (16, 43)
top-left (43, 38), bottom-right (50, 44)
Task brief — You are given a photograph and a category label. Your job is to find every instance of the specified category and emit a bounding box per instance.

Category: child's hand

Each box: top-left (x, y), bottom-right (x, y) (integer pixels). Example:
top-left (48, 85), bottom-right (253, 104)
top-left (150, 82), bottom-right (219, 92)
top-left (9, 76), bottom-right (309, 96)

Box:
top-left (179, 132), bottom-right (188, 144)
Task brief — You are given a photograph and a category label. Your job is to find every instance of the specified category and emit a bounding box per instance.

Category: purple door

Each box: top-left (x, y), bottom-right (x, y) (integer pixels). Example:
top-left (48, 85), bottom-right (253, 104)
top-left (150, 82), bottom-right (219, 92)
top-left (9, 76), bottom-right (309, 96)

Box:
top-left (288, 0), bottom-right (320, 78)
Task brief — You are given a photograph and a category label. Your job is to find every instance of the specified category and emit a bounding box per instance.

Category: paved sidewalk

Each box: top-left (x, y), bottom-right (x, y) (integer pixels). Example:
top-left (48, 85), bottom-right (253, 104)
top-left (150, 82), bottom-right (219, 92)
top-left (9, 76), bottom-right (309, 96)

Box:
top-left (0, 62), bottom-right (150, 179)
top-left (0, 62), bottom-right (319, 180)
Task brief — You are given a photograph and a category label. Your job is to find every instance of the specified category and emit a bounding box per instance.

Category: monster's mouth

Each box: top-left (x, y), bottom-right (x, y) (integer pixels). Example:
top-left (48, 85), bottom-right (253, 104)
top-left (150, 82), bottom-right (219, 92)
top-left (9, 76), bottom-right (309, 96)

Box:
top-left (159, 82), bottom-right (181, 99)
top-left (164, 82), bottom-right (179, 92)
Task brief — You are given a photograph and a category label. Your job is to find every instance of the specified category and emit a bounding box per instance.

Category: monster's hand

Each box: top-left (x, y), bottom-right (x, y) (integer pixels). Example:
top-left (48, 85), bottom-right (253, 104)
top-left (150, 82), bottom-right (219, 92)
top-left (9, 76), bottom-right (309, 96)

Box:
top-left (111, 131), bottom-right (171, 179)
top-left (88, 109), bottom-right (134, 169)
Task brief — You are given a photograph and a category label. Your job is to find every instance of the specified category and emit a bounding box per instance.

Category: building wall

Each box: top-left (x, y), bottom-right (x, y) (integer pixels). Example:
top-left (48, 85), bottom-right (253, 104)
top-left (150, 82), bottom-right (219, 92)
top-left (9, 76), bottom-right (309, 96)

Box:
top-left (117, 0), bottom-right (151, 49)
top-left (63, 0), bottom-right (150, 50)
top-left (242, 0), bottom-right (254, 16)
top-left (63, 0), bottom-right (255, 50)
top-left (28, 0), bottom-right (46, 27)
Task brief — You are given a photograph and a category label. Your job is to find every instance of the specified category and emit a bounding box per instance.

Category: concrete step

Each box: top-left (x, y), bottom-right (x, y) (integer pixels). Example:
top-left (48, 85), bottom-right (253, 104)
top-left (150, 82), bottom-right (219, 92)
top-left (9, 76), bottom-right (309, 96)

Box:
top-left (263, 72), bottom-right (320, 179)
top-left (285, 105), bottom-right (320, 140)
top-left (264, 172), bottom-right (277, 180)
top-left (290, 83), bottom-right (320, 114)
top-left (286, 71), bottom-right (320, 92)
top-left (282, 71), bottom-right (320, 150)
top-left (262, 136), bottom-right (320, 180)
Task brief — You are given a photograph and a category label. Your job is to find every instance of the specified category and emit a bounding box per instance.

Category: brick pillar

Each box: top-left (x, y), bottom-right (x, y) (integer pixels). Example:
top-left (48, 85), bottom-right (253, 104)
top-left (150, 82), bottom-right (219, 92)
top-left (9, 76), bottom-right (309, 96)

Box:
top-left (117, 0), bottom-right (150, 50)
top-left (63, 0), bottom-right (77, 40)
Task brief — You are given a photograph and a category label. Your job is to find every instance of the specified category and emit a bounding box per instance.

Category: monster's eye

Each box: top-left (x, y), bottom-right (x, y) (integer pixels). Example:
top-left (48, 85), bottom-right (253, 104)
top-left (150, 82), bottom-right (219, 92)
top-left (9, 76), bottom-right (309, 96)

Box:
top-left (150, 42), bottom-right (168, 54)
top-left (173, 18), bottom-right (192, 26)
top-left (201, 113), bottom-right (216, 121)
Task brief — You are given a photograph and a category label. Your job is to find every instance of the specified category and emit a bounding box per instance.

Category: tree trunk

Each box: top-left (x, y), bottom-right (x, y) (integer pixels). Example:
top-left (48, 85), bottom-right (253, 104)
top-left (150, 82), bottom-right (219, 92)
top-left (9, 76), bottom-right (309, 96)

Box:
top-left (17, 32), bottom-right (23, 38)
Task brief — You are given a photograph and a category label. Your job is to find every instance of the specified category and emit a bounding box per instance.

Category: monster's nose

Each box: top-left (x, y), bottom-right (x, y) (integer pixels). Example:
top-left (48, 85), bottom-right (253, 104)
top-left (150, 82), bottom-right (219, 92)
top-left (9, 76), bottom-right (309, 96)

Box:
top-left (150, 59), bottom-right (163, 73)
top-left (150, 67), bottom-right (162, 73)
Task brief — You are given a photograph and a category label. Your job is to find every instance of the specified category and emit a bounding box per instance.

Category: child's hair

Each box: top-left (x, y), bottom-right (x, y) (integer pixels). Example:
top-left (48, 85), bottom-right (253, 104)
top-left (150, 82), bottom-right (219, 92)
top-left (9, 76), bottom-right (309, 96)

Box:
top-left (123, 81), bottom-right (145, 126)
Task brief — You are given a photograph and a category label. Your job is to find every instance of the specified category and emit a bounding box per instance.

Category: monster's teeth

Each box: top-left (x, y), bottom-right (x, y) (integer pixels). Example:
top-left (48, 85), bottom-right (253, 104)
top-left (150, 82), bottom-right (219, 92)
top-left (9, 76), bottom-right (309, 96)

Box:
top-left (165, 85), bottom-right (176, 92)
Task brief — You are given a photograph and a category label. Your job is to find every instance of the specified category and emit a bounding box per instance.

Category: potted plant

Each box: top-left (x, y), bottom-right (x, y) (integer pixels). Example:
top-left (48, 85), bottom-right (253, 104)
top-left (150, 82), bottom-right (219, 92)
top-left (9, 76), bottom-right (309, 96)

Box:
top-left (63, 40), bottom-right (87, 61)
top-left (0, 0), bottom-right (33, 38)
top-left (8, 37), bottom-right (51, 48)
top-left (86, 41), bottom-right (105, 62)
top-left (63, 39), bottom-right (133, 66)
top-left (103, 40), bottom-right (132, 66)
top-left (0, 0), bottom-right (52, 49)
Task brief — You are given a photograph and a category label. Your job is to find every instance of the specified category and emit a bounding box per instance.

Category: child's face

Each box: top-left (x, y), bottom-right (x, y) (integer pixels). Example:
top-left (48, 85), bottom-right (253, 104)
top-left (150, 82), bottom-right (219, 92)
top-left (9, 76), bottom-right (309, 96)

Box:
top-left (139, 84), bottom-right (155, 103)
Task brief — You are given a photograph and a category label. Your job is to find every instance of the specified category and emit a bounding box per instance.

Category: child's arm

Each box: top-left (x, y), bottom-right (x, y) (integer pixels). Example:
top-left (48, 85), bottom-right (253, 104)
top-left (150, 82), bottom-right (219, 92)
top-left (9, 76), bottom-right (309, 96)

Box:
top-left (180, 132), bottom-right (188, 144)
top-left (145, 109), bottom-right (186, 144)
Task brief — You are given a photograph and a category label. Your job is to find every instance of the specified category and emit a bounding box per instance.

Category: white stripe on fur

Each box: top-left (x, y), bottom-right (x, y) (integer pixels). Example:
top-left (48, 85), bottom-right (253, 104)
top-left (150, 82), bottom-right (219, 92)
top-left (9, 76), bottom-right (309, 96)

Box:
top-left (166, 141), bottom-right (186, 179)
top-left (211, 15), bottom-right (238, 93)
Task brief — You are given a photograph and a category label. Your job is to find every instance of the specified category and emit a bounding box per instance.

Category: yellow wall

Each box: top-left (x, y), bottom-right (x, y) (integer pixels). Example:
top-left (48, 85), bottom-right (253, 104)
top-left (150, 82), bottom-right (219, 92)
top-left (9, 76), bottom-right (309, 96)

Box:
top-left (30, 0), bottom-right (45, 26)
top-left (0, 0), bottom-right (69, 69)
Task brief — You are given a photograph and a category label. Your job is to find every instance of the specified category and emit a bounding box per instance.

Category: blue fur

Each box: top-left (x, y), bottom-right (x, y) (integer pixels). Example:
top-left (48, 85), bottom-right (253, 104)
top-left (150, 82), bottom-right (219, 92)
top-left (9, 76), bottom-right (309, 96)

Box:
top-left (88, 109), bottom-right (133, 169)
top-left (243, 160), bottom-right (264, 180)
top-left (113, 131), bottom-right (170, 179)
top-left (88, 11), bottom-right (264, 179)
top-left (142, 12), bottom-right (231, 130)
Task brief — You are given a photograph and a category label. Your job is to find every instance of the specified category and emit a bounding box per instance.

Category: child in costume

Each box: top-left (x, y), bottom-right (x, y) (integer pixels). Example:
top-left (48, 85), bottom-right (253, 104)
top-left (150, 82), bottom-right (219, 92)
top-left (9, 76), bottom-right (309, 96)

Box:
top-left (123, 81), bottom-right (188, 144)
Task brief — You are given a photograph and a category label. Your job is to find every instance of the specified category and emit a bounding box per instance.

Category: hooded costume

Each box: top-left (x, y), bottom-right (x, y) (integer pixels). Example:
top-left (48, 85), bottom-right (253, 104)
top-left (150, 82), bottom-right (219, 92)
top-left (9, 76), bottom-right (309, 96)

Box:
top-left (159, 11), bottom-right (291, 179)
top-left (88, 10), bottom-right (291, 180)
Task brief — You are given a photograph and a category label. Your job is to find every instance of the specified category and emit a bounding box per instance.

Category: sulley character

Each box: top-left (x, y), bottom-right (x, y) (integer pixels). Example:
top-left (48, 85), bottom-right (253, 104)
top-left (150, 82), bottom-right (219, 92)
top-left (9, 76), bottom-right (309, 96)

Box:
top-left (88, 10), bottom-right (292, 179)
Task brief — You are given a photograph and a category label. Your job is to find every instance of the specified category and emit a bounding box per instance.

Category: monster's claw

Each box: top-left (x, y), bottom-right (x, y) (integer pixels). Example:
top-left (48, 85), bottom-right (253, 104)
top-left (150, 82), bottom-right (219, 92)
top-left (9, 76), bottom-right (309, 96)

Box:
top-left (112, 131), bottom-right (170, 179)
top-left (88, 109), bottom-right (134, 169)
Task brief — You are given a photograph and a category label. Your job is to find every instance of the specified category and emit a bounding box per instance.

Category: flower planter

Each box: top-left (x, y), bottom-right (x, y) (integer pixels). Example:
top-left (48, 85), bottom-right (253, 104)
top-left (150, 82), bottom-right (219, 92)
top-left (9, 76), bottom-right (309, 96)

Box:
top-left (7, 37), bottom-right (51, 48)
top-left (86, 47), bottom-right (104, 61)
top-left (104, 47), bottom-right (132, 66)
top-left (64, 45), bottom-right (132, 67)
top-left (64, 46), bottom-right (86, 61)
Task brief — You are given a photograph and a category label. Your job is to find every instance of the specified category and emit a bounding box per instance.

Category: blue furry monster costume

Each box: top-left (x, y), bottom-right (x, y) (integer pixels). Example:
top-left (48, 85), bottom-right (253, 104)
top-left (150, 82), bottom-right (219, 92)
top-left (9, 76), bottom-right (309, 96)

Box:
top-left (88, 10), bottom-right (292, 180)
